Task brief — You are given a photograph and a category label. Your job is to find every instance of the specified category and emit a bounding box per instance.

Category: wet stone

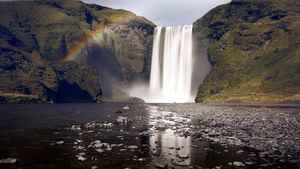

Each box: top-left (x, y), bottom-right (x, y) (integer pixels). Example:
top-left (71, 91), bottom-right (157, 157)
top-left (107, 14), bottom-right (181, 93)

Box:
top-left (123, 106), bottom-right (130, 110)
top-left (5, 103), bottom-right (298, 169)
top-left (117, 116), bottom-right (129, 123)
top-left (155, 163), bottom-right (168, 168)
top-left (56, 141), bottom-right (64, 145)
top-left (233, 161), bottom-right (245, 167)
top-left (77, 155), bottom-right (86, 162)
top-left (0, 158), bottom-right (17, 164)
top-left (245, 161), bottom-right (255, 165)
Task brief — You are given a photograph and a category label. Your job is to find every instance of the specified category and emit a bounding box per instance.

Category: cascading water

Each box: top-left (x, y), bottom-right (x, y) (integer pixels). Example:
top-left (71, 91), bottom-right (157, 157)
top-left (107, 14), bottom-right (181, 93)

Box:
top-left (149, 25), bottom-right (194, 103)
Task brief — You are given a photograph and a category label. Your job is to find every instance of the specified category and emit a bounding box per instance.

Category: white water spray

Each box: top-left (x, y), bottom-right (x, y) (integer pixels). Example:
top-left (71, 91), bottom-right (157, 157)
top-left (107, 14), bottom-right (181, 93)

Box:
top-left (148, 25), bottom-right (194, 103)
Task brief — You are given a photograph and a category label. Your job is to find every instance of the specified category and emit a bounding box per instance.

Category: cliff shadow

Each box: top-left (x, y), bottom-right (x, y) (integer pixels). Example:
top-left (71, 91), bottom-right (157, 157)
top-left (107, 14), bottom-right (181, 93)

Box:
top-left (192, 34), bottom-right (211, 97)
top-left (56, 80), bottom-right (94, 103)
top-left (83, 43), bottom-right (124, 100)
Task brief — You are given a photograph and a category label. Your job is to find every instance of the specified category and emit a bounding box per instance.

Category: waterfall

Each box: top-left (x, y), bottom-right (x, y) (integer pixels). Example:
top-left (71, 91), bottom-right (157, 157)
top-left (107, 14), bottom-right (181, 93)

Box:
top-left (149, 25), bottom-right (194, 103)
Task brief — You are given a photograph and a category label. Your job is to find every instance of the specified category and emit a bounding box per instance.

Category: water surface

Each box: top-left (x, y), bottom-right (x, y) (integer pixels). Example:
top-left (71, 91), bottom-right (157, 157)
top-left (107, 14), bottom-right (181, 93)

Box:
top-left (0, 103), bottom-right (298, 169)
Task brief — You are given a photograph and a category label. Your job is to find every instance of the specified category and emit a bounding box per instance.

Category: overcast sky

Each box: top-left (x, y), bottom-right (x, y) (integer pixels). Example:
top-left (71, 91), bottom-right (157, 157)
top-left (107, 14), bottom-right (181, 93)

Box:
top-left (82, 0), bottom-right (231, 26)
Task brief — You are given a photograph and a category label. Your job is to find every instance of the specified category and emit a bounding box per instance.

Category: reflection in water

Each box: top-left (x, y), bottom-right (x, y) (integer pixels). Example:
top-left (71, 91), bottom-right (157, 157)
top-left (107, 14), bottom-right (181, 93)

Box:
top-left (145, 105), bottom-right (245, 168)
top-left (147, 105), bottom-right (193, 167)
top-left (0, 104), bottom-right (295, 169)
top-left (150, 129), bottom-right (192, 166)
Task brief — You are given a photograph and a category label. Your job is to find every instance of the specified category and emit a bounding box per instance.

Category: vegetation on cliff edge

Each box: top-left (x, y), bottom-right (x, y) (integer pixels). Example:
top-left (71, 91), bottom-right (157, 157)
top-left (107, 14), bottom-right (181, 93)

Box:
top-left (194, 0), bottom-right (300, 103)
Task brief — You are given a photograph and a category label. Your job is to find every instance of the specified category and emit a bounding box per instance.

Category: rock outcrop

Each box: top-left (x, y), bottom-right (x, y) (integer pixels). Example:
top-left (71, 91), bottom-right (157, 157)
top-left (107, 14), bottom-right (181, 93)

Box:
top-left (194, 0), bottom-right (300, 103)
top-left (0, 47), bottom-right (102, 103)
top-left (0, 0), bottom-right (155, 103)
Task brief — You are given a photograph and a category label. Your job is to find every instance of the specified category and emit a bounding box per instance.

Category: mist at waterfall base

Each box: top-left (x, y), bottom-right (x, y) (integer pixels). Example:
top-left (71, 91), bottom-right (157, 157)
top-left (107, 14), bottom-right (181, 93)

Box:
top-left (128, 25), bottom-right (210, 103)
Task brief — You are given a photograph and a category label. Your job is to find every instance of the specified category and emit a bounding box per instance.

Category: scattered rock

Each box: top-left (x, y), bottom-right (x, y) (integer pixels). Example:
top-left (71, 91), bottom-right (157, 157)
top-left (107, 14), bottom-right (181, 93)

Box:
top-left (0, 158), bottom-right (17, 164)
top-left (90, 140), bottom-right (102, 148)
top-left (77, 156), bottom-right (86, 162)
top-left (155, 163), bottom-right (168, 168)
top-left (123, 105), bottom-right (130, 110)
top-left (71, 125), bottom-right (81, 131)
top-left (56, 141), bottom-right (64, 145)
top-left (158, 104), bottom-right (300, 161)
top-left (73, 145), bottom-right (85, 151)
top-left (117, 116), bottom-right (129, 123)
top-left (138, 158), bottom-right (145, 161)
top-left (155, 121), bottom-right (167, 130)
top-left (245, 161), bottom-right (254, 165)
top-left (233, 161), bottom-right (245, 167)
top-left (128, 145), bottom-right (138, 149)
top-left (177, 154), bottom-right (190, 159)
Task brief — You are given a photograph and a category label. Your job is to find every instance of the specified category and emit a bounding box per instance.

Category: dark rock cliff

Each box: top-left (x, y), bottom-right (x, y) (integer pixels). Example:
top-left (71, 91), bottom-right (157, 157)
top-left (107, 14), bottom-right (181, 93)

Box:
top-left (0, 0), bottom-right (155, 103)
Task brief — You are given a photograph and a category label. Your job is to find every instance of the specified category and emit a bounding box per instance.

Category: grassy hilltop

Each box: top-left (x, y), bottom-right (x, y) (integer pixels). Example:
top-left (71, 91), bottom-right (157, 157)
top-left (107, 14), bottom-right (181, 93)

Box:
top-left (194, 0), bottom-right (300, 103)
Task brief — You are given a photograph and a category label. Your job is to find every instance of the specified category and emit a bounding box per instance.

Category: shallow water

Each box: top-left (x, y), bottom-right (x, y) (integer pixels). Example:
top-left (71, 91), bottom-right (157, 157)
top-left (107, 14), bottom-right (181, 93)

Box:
top-left (0, 103), bottom-right (298, 169)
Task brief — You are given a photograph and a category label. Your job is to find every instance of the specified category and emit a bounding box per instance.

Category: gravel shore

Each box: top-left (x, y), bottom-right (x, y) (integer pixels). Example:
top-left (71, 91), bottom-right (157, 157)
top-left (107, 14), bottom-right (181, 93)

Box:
top-left (156, 103), bottom-right (300, 164)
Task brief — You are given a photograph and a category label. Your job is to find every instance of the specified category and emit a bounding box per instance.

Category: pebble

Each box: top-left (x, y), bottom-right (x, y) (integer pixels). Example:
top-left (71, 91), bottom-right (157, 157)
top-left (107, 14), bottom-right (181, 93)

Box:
top-left (245, 161), bottom-right (254, 165)
top-left (117, 116), bottom-right (129, 123)
top-left (56, 141), bottom-right (64, 145)
top-left (58, 104), bottom-right (299, 169)
top-left (155, 163), bottom-right (168, 168)
top-left (177, 154), bottom-right (190, 159)
top-left (123, 106), bottom-right (130, 110)
top-left (159, 104), bottom-right (300, 161)
top-left (233, 161), bottom-right (245, 167)
top-left (0, 158), bottom-right (17, 164)
top-left (155, 121), bottom-right (167, 130)
top-left (77, 156), bottom-right (86, 162)
top-left (71, 125), bottom-right (81, 131)
top-left (128, 145), bottom-right (138, 149)
top-left (138, 158), bottom-right (145, 161)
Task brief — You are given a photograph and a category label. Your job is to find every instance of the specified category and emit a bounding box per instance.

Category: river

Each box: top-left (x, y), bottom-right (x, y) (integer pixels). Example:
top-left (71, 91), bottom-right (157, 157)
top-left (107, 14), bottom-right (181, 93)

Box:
top-left (0, 103), bottom-right (299, 169)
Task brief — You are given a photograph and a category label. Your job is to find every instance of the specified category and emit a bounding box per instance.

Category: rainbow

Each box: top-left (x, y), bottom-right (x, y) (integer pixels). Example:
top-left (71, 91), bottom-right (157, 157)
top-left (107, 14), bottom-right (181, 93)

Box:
top-left (62, 15), bottom-right (137, 62)
top-left (62, 24), bottom-right (109, 62)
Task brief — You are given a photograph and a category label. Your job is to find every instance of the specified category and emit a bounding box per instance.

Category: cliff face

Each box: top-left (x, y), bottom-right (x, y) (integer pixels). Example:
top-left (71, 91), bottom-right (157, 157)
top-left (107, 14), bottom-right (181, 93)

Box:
top-left (194, 0), bottom-right (300, 103)
top-left (79, 16), bottom-right (154, 100)
top-left (0, 47), bottom-right (102, 103)
top-left (0, 49), bottom-right (60, 103)
top-left (0, 0), bottom-right (154, 103)
top-left (90, 17), bottom-right (154, 83)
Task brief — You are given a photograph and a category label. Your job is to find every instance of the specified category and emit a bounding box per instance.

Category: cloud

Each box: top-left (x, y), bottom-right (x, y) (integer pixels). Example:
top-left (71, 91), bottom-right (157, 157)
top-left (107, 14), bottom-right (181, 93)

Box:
top-left (82, 0), bottom-right (231, 26)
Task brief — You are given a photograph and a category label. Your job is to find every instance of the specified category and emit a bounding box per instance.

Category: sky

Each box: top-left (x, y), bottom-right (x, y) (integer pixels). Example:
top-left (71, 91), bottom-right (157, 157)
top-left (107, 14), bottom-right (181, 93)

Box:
top-left (82, 0), bottom-right (231, 26)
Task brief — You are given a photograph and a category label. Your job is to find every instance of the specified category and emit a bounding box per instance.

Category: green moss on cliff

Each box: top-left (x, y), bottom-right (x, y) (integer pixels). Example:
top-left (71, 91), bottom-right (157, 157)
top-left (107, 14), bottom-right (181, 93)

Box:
top-left (194, 0), bottom-right (300, 103)
top-left (0, 0), bottom-right (153, 62)
top-left (0, 0), bottom-right (154, 103)
top-left (96, 17), bottom-right (154, 83)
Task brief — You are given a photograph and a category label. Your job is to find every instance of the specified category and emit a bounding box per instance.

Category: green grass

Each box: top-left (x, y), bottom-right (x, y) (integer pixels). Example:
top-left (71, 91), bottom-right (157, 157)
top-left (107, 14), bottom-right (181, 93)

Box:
top-left (194, 0), bottom-right (300, 103)
top-left (0, 0), bottom-right (149, 62)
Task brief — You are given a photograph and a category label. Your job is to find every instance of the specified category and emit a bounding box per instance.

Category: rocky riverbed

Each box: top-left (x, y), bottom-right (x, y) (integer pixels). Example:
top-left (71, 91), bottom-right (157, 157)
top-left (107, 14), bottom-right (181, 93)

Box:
top-left (156, 103), bottom-right (300, 168)
top-left (0, 103), bottom-right (299, 169)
